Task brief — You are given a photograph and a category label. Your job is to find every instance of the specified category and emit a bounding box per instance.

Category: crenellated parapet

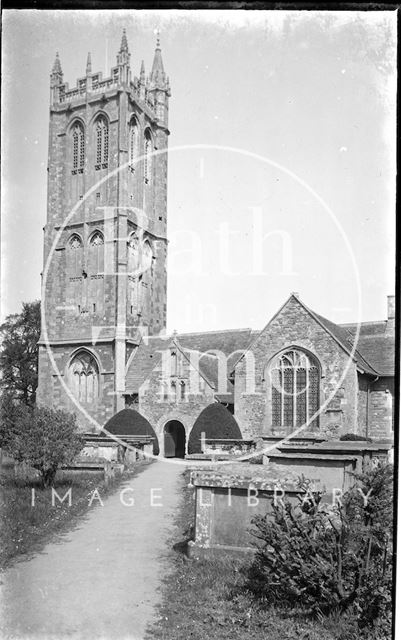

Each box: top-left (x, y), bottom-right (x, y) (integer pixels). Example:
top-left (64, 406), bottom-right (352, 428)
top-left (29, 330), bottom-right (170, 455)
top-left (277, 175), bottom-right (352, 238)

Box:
top-left (50, 30), bottom-right (171, 128)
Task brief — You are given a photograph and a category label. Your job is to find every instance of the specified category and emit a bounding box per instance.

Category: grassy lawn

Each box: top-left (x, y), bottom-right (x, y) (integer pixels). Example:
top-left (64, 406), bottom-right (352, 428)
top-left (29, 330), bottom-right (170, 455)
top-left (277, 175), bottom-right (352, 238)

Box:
top-left (147, 471), bottom-right (360, 640)
top-left (0, 457), bottom-right (149, 570)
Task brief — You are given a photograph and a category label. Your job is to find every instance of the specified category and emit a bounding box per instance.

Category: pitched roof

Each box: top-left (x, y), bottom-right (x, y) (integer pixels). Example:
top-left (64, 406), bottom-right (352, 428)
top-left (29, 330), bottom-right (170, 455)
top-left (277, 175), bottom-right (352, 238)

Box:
top-left (125, 329), bottom-right (255, 394)
top-left (340, 321), bottom-right (395, 376)
top-left (124, 298), bottom-right (395, 393)
top-left (125, 336), bottom-right (169, 393)
top-left (177, 328), bottom-right (254, 357)
top-left (232, 294), bottom-right (394, 377)
top-left (310, 309), bottom-right (378, 375)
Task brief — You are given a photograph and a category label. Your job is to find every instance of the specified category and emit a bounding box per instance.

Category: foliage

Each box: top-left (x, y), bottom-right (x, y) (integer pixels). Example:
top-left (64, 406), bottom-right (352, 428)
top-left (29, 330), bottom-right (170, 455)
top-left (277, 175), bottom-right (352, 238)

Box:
top-left (148, 472), bottom-right (353, 640)
top-left (1, 403), bottom-right (84, 487)
top-left (187, 403), bottom-right (242, 454)
top-left (248, 462), bottom-right (393, 635)
top-left (0, 300), bottom-right (41, 405)
top-left (339, 433), bottom-right (372, 443)
top-left (103, 408), bottom-right (160, 456)
top-left (0, 460), bottom-right (148, 570)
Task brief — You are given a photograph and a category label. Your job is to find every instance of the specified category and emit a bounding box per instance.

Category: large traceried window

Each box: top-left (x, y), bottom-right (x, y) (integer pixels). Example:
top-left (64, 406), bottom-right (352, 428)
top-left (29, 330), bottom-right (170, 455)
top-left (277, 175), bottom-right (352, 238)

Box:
top-left (129, 117), bottom-right (139, 172)
top-left (270, 349), bottom-right (319, 431)
top-left (69, 351), bottom-right (99, 404)
top-left (95, 116), bottom-right (109, 170)
top-left (72, 122), bottom-right (85, 174)
top-left (144, 129), bottom-right (153, 184)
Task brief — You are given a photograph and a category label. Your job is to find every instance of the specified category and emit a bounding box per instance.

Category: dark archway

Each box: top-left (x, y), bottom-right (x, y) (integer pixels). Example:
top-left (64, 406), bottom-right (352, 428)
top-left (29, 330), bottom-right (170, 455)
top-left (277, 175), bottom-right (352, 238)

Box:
top-left (164, 421), bottom-right (186, 458)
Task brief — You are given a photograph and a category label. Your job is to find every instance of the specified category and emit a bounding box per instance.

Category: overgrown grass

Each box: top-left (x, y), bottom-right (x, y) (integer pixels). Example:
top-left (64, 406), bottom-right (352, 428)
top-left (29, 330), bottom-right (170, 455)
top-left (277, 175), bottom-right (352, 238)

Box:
top-left (0, 457), bottom-right (149, 570)
top-left (147, 471), bottom-right (365, 640)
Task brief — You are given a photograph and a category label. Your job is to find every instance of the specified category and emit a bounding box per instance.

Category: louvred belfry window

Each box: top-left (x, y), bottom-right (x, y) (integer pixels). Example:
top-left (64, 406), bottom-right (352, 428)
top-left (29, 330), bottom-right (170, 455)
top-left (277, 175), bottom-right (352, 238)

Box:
top-left (271, 350), bottom-right (319, 431)
top-left (72, 122), bottom-right (85, 174)
top-left (95, 117), bottom-right (109, 170)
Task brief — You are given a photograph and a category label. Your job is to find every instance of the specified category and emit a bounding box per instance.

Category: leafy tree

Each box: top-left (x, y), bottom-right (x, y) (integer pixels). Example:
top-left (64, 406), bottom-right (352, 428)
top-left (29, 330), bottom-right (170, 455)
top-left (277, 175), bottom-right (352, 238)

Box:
top-left (2, 404), bottom-right (84, 487)
top-left (249, 463), bottom-right (393, 635)
top-left (0, 301), bottom-right (41, 405)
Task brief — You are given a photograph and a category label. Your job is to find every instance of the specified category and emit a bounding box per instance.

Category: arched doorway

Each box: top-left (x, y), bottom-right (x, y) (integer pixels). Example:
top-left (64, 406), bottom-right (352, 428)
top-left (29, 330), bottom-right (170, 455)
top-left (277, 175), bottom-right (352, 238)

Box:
top-left (164, 421), bottom-right (186, 458)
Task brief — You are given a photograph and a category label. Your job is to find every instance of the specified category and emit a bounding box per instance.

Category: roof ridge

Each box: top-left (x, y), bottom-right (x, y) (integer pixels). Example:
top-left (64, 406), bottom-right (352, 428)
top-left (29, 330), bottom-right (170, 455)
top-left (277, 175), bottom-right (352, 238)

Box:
top-left (177, 327), bottom-right (253, 337)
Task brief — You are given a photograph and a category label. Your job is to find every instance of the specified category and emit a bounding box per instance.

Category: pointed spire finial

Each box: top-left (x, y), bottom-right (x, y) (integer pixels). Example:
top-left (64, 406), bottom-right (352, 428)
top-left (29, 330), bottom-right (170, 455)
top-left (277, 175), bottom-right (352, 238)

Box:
top-left (120, 28), bottom-right (129, 53)
top-left (52, 51), bottom-right (63, 75)
top-left (156, 29), bottom-right (161, 49)
top-left (86, 52), bottom-right (92, 75)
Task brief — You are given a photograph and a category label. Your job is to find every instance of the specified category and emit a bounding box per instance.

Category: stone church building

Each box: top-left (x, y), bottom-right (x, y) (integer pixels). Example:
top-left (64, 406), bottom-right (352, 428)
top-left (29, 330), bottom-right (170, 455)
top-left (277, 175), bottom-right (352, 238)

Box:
top-left (37, 32), bottom-right (395, 457)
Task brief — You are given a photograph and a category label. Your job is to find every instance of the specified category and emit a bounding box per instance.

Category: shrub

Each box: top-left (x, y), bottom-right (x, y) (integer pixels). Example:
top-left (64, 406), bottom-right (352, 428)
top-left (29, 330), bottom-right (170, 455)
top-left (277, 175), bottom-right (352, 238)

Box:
top-left (248, 463), bottom-right (393, 633)
top-left (187, 403), bottom-right (242, 454)
top-left (2, 403), bottom-right (84, 487)
top-left (339, 433), bottom-right (372, 443)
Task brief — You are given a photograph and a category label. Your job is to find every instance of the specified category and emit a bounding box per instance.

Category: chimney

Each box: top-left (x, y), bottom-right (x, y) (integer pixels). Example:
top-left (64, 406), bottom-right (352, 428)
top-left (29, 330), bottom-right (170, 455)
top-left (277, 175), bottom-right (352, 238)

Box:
top-left (387, 295), bottom-right (395, 320)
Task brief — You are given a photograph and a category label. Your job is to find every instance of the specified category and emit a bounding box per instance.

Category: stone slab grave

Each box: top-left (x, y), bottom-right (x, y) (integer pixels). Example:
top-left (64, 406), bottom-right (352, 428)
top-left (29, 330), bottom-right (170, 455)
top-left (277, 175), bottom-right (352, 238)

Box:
top-left (188, 463), bottom-right (300, 557)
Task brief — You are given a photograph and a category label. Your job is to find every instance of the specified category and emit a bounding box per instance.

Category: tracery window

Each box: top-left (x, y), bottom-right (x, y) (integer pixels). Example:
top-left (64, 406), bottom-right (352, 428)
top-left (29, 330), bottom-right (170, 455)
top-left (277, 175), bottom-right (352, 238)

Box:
top-left (66, 234), bottom-right (83, 276)
top-left (270, 349), bottom-right (319, 431)
top-left (88, 231), bottom-right (104, 274)
top-left (129, 118), bottom-right (138, 171)
top-left (88, 232), bottom-right (104, 314)
top-left (69, 351), bottom-right (99, 404)
top-left (72, 122), bottom-right (85, 174)
top-left (95, 116), bottom-right (109, 170)
top-left (144, 129), bottom-right (152, 183)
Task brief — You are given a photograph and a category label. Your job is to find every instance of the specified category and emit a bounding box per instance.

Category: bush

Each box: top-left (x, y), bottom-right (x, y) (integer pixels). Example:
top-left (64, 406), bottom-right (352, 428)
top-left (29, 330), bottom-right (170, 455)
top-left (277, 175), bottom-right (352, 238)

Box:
top-left (1, 403), bottom-right (84, 487)
top-left (248, 463), bottom-right (393, 634)
top-left (339, 433), bottom-right (372, 443)
top-left (187, 403), bottom-right (242, 454)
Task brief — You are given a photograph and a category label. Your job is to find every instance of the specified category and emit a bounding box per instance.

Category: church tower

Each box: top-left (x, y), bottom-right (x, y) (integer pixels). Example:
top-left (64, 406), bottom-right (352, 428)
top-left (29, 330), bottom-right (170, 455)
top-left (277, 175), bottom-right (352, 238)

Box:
top-left (37, 31), bottom-right (171, 430)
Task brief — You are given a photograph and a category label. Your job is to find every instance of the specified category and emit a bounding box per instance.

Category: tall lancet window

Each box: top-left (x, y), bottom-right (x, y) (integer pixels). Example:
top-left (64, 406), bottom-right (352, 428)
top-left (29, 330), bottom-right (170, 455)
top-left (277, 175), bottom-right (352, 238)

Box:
top-left (129, 117), bottom-right (139, 172)
top-left (270, 349), bottom-right (319, 432)
top-left (127, 235), bottom-right (139, 315)
top-left (88, 231), bottom-right (104, 274)
top-left (72, 122), bottom-right (85, 174)
top-left (69, 351), bottom-right (100, 404)
top-left (66, 234), bottom-right (83, 276)
top-left (144, 129), bottom-right (153, 184)
top-left (95, 116), bottom-right (109, 170)
top-left (88, 231), bottom-right (105, 314)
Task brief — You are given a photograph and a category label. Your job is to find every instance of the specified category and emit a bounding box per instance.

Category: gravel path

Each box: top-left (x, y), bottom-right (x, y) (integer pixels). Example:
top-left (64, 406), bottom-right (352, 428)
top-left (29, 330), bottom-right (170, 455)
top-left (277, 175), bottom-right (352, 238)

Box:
top-left (0, 461), bottom-right (183, 639)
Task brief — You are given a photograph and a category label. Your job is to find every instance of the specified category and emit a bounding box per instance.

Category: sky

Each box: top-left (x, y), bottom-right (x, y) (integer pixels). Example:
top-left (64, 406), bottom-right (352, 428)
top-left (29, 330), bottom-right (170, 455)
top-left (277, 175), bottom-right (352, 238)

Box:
top-left (1, 9), bottom-right (397, 333)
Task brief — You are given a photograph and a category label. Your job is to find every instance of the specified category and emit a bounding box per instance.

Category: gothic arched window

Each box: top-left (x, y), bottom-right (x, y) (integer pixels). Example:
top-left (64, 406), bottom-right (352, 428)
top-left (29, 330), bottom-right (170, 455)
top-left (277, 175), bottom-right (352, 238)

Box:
top-left (144, 129), bottom-right (153, 184)
top-left (128, 235), bottom-right (140, 276)
top-left (270, 349), bottom-right (319, 431)
top-left (69, 351), bottom-right (100, 404)
top-left (66, 234), bottom-right (83, 276)
top-left (95, 116), bottom-right (109, 170)
top-left (72, 121), bottom-right (85, 174)
top-left (142, 240), bottom-right (153, 276)
top-left (129, 117), bottom-right (138, 171)
top-left (88, 231), bottom-right (104, 274)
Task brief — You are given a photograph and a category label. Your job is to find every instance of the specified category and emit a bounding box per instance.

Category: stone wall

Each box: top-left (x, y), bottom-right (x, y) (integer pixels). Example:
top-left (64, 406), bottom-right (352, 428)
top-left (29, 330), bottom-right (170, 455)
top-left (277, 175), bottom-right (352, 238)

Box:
top-left (234, 297), bottom-right (359, 440)
top-left (138, 354), bottom-right (217, 456)
top-left (37, 342), bottom-right (115, 432)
